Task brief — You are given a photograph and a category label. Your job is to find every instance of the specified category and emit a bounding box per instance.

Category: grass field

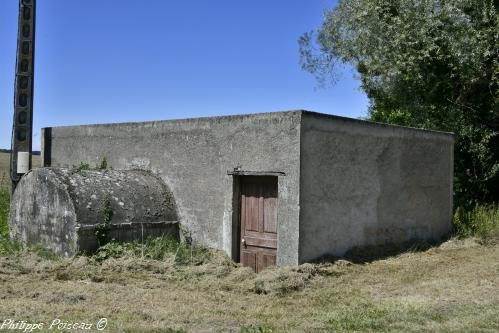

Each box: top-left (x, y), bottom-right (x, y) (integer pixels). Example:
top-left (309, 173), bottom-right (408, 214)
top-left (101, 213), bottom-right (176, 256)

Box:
top-left (0, 152), bottom-right (40, 189)
top-left (0, 238), bottom-right (497, 332)
top-left (0, 151), bottom-right (498, 332)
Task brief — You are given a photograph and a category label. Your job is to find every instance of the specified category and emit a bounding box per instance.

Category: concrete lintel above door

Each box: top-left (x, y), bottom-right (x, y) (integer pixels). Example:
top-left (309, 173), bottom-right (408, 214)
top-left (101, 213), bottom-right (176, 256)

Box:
top-left (227, 170), bottom-right (286, 177)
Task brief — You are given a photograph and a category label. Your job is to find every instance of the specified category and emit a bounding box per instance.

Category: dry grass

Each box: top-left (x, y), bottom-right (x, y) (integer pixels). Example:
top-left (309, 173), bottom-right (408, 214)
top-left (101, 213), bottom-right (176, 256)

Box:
top-left (0, 151), bottom-right (497, 331)
top-left (0, 239), bottom-right (498, 332)
top-left (0, 152), bottom-right (40, 190)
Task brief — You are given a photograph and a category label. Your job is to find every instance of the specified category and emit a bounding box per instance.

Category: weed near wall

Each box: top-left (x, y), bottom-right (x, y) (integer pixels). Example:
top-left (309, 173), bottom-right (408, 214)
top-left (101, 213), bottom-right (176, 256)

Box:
top-left (0, 235), bottom-right (22, 255)
top-left (453, 204), bottom-right (499, 241)
top-left (92, 236), bottom-right (211, 265)
top-left (0, 187), bottom-right (18, 255)
top-left (0, 187), bottom-right (9, 237)
top-left (95, 195), bottom-right (113, 246)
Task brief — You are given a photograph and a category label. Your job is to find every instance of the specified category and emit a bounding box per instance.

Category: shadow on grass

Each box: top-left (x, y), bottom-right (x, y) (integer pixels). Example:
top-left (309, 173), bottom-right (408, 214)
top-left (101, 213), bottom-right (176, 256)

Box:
top-left (312, 238), bottom-right (446, 264)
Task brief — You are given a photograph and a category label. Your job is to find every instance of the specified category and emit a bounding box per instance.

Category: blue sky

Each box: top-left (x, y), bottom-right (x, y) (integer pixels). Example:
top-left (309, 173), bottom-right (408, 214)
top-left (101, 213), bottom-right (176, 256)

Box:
top-left (0, 0), bottom-right (368, 150)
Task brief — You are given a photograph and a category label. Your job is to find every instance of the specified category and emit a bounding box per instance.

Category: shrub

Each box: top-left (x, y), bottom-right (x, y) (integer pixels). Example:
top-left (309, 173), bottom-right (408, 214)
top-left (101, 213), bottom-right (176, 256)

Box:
top-left (453, 204), bottom-right (499, 240)
top-left (300, 0), bottom-right (499, 207)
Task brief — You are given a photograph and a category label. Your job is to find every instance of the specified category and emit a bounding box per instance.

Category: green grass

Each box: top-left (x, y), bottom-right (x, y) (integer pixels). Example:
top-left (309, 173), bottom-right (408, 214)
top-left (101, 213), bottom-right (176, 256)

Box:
top-left (0, 150), bottom-right (498, 331)
top-left (453, 204), bottom-right (499, 240)
top-left (92, 235), bottom-right (212, 265)
top-left (0, 152), bottom-right (11, 189)
top-left (0, 187), bottom-right (9, 237)
top-left (0, 238), bottom-right (497, 332)
top-left (0, 235), bottom-right (22, 255)
top-left (0, 190), bottom-right (497, 332)
top-left (0, 184), bottom-right (201, 263)
top-left (71, 157), bottom-right (109, 173)
top-left (0, 187), bottom-right (20, 255)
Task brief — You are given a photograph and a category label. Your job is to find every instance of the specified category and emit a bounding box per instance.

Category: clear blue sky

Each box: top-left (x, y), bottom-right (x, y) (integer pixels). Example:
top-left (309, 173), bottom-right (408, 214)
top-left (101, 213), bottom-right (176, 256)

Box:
top-left (0, 0), bottom-right (368, 150)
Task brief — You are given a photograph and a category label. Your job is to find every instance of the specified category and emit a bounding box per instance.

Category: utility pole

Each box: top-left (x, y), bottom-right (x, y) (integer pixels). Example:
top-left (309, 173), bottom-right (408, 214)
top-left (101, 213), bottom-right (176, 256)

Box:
top-left (10, 0), bottom-right (36, 193)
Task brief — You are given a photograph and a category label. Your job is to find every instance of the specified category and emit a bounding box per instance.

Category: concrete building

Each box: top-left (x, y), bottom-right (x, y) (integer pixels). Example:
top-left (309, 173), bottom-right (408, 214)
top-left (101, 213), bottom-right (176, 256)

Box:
top-left (35, 110), bottom-right (453, 271)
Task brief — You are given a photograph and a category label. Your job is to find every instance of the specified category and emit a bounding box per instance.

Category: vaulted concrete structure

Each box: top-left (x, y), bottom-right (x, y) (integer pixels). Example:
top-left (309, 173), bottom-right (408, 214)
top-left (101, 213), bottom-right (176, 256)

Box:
top-left (27, 110), bottom-right (453, 268)
top-left (10, 167), bottom-right (179, 256)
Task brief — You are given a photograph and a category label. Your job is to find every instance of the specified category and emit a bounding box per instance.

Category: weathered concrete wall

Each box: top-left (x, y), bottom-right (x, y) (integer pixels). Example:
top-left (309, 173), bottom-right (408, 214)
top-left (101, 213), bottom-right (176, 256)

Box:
top-left (299, 112), bottom-right (454, 262)
top-left (39, 110), bottom-right (453, 265)
top-left (42, 112), bottom-right (302, 265)
top-left (9, 167), bottom-right (179, 256)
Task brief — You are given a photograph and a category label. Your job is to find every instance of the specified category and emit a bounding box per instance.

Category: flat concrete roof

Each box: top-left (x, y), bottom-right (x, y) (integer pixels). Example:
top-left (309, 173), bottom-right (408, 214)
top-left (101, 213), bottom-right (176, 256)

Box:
top-left (302, 110), bottom-right (455, 141)
top-left (43, 110), bottom-right (455, 141)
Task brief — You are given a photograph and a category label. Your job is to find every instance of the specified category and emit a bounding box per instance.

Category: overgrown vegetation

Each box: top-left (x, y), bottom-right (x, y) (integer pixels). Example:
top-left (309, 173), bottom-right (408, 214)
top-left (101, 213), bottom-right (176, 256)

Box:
top-left (71, 156), bottom-right (109, 173)
top-left (300, 0), bottom-right (499, 209)
top-left (0, 187), bottom-right (19, 255)
top-left (99, 156), bottom-right (108, 170)
top-left (454, 204), bottom-right (499, 240)
top-left (0, 234), bottom-right (22, 256)
top-left (92, 235), bottom-right (211, 265)
top-left (0, 187), bottom-right (9, 237)
top-left (0, 154), bottom-right (497, 331)
top-left (0, 237), bottom-right (497, 332)
top-left (71, 162), bottom-right (91, 173)
top-left (95, 195), bottom-right (114, 246)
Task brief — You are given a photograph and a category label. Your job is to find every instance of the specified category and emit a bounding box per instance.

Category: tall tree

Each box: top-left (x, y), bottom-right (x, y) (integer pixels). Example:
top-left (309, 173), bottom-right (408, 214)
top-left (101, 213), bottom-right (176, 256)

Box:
top-left (300, 0), bottom-right (499, 207)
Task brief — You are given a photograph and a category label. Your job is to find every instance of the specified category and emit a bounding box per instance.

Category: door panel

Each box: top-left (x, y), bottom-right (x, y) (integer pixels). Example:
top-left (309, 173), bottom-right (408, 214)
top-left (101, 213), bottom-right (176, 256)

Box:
top-left (243, 235), bottom-right (277, 249)
top-left (263, 195), bottom-right (277, 233)
top-left (240, 176), bottom-right (278, 273)
top-left (259, 253), bottom-right (276, 272)
top-left (241, 251), bottom-right (256, 270)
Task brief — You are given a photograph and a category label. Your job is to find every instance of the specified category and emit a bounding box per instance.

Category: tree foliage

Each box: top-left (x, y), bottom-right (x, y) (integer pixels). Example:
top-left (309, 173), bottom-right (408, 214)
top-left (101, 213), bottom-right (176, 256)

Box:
top-left (300, 0), bottom-right (499, 207)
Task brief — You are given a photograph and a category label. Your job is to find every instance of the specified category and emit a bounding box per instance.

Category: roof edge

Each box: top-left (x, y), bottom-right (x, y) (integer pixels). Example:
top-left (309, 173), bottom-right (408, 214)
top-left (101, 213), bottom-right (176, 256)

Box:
top-left (301, 110), bottom-right (455, 139)
top-left (41, 109), bottom-right (455, 140)
top-left (41, 110), bottom-right (306, 131)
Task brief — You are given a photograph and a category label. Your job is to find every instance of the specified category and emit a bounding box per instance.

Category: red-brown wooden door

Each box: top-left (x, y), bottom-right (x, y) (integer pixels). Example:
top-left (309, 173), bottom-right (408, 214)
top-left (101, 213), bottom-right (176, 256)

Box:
top-left (239, 176), bottom-right (277, 273)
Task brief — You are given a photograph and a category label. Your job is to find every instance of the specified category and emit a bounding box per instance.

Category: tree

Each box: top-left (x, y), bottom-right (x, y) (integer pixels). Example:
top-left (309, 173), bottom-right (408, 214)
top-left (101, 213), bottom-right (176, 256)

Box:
top-left (300, 0), bottom-right (499, 208)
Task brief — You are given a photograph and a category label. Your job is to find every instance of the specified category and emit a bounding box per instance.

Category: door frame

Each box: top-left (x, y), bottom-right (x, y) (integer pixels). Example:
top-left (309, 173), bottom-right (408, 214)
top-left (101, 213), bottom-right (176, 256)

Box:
top-left (228, 170), bottom-right (285, 263)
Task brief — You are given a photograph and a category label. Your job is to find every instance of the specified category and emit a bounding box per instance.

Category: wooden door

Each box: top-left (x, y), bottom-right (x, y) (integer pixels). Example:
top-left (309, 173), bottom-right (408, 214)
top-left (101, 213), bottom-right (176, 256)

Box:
top-left (239, 176), bottom-right (277, 273)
